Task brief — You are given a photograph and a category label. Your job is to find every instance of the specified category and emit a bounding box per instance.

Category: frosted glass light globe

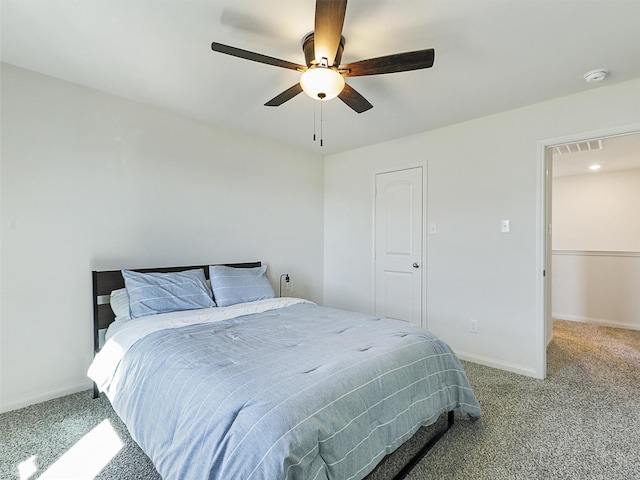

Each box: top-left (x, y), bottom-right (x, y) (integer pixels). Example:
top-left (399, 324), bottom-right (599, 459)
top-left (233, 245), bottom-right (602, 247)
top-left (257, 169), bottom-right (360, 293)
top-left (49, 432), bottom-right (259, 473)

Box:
top-left (300, 66), bottom-right (345, 100)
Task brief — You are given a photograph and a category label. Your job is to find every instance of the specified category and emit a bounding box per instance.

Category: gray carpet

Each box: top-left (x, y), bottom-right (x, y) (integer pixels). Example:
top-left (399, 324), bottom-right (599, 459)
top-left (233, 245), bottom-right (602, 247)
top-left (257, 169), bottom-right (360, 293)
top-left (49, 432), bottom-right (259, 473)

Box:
top-left (2, 320), bottom-right (639, 479)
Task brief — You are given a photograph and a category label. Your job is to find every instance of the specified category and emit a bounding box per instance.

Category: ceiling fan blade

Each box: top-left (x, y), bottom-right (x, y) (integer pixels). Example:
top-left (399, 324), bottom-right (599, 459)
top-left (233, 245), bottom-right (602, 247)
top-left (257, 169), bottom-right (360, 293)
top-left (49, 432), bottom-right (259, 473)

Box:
top-left (264, 83), bottom-right (304, 106)
top-left (211, 42), bottom-right (305, 71)
top-left (338, 82), bottom-right (373, 113)
top-left (342, 48), bottom-right (435, 77)
top-left (314, 0), bottom-right (347, 66)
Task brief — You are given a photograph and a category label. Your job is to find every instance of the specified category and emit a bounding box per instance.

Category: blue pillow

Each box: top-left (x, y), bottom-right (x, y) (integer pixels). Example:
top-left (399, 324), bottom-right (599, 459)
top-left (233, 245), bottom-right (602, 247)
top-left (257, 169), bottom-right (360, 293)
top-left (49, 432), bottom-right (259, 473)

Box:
top-left (122, 268), bottom-right (215, 318)
top-left (209, 265), bottom-right (275, 307)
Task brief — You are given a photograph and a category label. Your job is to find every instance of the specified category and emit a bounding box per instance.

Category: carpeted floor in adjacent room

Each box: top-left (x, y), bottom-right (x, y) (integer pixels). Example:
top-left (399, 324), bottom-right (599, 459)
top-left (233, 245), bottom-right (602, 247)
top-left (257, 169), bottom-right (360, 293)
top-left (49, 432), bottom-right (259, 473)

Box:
top-left (2, 320), bottom-right (639, 479)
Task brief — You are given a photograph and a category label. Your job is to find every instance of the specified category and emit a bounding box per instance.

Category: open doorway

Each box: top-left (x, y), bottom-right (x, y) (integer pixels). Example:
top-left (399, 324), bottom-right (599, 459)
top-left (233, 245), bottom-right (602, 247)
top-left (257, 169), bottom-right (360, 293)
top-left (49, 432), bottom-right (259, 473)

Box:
top-left (538, 129), bottom-right (640, 377)
top-left (543, 131), bottom-right (640, 370)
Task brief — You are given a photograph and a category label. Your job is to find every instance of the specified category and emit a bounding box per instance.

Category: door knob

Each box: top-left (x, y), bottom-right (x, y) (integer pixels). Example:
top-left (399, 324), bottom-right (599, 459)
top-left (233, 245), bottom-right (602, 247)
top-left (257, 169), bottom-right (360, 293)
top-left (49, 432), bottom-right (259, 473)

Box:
top-left (412, 262), bottom-right (420, 268)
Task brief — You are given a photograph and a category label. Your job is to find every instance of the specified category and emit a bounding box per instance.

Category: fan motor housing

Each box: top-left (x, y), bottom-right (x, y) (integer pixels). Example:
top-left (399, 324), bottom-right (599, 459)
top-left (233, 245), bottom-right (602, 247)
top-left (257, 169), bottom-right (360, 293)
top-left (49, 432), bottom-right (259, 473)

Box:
top-left (302, 32), bottom-right (345, 67)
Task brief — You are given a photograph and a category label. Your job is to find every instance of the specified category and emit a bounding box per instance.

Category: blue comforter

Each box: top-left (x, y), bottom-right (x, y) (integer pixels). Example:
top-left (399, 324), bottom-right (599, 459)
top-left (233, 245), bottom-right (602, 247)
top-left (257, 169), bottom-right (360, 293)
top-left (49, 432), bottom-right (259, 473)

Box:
top-left (92, 300), bottom-right (481, 480)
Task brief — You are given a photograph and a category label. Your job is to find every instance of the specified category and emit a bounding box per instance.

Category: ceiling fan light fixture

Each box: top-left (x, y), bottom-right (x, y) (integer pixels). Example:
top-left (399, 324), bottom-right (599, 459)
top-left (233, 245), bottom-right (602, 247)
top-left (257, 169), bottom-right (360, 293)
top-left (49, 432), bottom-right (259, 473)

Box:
top-left (300, 66), bottom-right (345, 100)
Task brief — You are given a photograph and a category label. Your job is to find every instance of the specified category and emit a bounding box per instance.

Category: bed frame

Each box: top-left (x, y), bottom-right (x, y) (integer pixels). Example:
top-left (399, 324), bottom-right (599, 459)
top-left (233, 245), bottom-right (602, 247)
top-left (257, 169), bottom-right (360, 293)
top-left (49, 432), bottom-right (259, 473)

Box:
top-left (91, 261), bottom-right (453, 480)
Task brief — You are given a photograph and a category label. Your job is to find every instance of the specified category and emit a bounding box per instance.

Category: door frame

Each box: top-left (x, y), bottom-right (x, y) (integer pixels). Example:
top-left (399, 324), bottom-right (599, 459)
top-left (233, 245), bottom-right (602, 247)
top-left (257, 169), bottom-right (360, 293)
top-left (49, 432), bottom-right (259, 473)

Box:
top-left (536, 122), bottom-right (640, 379)
top-left (372, 162), bottom-right (428, 328)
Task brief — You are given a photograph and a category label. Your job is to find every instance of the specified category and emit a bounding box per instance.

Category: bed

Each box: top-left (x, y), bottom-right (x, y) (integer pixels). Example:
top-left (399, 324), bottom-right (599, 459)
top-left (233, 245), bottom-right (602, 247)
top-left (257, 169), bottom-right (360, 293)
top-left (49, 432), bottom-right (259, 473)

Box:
top-left (88, 262), bottom-right (481, 480)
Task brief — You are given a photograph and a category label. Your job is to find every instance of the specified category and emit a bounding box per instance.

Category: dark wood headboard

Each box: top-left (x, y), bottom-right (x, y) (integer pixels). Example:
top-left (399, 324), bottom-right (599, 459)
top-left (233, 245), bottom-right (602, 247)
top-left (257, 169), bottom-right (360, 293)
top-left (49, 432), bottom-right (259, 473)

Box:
top-left (92, 261), bottom-right (261, 354)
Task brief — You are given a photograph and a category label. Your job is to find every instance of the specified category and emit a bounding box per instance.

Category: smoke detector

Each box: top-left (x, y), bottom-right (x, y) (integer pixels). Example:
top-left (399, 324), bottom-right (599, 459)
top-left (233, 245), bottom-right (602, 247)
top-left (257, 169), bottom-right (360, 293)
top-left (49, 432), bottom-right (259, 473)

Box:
top-left (583, 68), bottom-right (608, 83)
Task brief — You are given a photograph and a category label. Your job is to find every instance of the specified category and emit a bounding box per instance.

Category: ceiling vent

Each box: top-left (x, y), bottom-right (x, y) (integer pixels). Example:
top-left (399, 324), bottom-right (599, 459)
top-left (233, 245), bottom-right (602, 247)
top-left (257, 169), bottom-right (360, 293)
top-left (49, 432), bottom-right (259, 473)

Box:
top-left (554, 139), bottom-right (603, 155)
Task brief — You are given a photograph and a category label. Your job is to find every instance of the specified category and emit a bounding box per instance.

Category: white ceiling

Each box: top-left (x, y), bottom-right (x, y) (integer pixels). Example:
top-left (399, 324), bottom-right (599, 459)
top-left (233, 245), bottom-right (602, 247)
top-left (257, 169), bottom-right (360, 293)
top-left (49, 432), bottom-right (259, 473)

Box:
top-left (2, 0), bottom-right (640, 155)
top-left (552, 132), bottom-right (640, 177)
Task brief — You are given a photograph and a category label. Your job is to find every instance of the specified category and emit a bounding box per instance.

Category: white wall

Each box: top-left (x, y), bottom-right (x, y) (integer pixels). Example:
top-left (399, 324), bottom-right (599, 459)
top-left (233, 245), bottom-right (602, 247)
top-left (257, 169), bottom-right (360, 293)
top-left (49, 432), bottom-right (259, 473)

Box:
top-left (324, 78), bottom-right (640, 379)
top-left (0, 64), bottom-right (325, 412)
top-left (552, 168), bottom-right (640, 329)
top-left (552, 252), bottom-right (640, 330)
top-left (553, 169), bottom-right (640, 251)
top-left (2, 64), bottom-right (639, 412)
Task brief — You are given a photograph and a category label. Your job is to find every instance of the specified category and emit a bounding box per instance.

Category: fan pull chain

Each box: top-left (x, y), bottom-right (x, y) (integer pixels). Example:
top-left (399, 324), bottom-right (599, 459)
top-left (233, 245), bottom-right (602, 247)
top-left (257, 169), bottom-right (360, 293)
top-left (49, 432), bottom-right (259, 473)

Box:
top-left (320, 100), bottom-right (324, 147)
top-left (311, 98), bottom-right (325, 147)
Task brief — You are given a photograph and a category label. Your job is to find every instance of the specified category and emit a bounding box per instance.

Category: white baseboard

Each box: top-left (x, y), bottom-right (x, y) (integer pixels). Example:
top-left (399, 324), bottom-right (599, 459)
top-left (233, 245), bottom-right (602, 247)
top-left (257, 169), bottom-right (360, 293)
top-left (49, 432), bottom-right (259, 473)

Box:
top-left (0, 380), bottom-right (92, 414)
top-left (454, 350), bottom-right (541, 379)
top-left (553, 313), bottom-right (640, 331)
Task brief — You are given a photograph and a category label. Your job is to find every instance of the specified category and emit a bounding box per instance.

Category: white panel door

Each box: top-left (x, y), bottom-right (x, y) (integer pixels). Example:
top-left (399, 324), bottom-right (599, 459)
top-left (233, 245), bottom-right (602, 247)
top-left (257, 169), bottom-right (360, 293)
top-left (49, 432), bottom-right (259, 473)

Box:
top-left (374, 167), bottom-right (423, 326)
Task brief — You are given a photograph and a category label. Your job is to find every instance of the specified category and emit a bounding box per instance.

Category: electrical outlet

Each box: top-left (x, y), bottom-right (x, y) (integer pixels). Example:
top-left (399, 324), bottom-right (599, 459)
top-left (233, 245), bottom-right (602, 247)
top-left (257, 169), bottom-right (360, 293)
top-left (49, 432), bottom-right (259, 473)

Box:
top-left (469, 318), bottom-right (478, 333)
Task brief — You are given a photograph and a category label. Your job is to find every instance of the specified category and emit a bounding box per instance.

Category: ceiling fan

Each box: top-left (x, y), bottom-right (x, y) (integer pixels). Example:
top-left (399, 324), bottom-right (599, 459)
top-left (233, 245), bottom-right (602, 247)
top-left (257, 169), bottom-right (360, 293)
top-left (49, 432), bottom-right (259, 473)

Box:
top-left (211, 0), bottom-right (435, 113)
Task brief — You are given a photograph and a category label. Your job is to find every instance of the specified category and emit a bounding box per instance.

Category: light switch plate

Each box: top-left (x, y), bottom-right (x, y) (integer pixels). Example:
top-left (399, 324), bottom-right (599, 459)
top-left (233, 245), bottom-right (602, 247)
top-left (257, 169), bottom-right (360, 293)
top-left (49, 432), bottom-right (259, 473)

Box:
top-left (501, 220), bottom-right (511, 233)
